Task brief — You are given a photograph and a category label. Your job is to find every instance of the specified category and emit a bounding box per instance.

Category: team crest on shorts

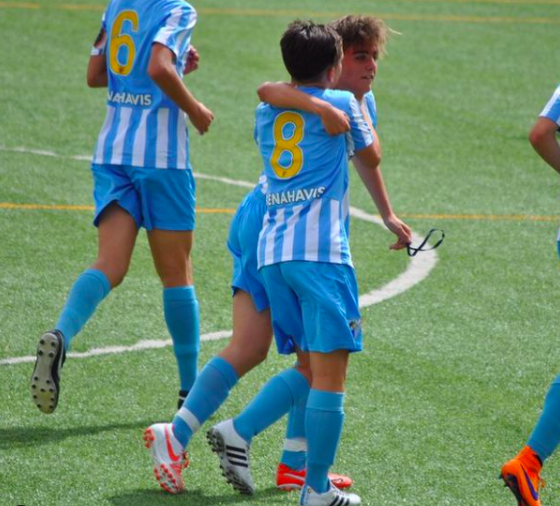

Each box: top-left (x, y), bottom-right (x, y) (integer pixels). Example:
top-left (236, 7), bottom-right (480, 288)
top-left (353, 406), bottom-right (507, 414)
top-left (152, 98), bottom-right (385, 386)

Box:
top-left (348, 319), bottom-right (362, 339)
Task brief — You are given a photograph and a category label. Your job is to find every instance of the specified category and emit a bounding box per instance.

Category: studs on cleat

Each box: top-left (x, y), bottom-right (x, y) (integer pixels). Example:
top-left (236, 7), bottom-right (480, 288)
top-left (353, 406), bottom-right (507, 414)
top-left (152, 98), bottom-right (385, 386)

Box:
top-left (49, 352), bottom-right (55, 358)
top-left (38, 350), bottom-right (43, 356)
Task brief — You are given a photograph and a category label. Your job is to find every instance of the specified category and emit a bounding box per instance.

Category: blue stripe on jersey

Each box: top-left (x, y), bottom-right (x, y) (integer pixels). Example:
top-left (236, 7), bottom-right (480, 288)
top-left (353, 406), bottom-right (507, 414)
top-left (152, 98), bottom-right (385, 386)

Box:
top-left (103, 108), bottom-right (122, 164)
top-left (121, 108), bottom-right (143, 166)
top-left (167, 109), bottom-right (179, 169)
top-left (318, 201), bottom-right (331, 263)
top-left (144, 110), bottom-right (158, 168)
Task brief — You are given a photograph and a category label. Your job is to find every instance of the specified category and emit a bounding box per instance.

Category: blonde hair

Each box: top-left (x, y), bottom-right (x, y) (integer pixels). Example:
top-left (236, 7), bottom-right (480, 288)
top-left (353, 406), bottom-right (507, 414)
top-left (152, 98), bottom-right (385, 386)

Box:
top-left (329, 15), bottom-right (391, 57)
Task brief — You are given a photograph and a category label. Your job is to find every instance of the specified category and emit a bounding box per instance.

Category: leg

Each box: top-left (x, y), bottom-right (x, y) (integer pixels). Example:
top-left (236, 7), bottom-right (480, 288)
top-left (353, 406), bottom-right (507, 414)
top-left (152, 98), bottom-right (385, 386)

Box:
top-left (148, 229), bottom-right (199, 394)
top-left (31, 204), bottom-right (137, 414)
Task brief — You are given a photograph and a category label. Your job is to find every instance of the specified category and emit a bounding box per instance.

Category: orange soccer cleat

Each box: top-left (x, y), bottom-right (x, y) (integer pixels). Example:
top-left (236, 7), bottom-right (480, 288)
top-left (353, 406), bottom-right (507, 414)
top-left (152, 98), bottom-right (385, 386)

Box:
top-left (500, 446), bottom-right (545, 506)
top-left (276, 463), bottom-right (353, 491)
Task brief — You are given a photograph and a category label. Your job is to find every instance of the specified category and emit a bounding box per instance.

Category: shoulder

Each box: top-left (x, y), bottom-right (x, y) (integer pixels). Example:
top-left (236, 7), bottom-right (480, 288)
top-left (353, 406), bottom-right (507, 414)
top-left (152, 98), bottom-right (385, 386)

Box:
top-left (321, 89), bottom-right (356, 110)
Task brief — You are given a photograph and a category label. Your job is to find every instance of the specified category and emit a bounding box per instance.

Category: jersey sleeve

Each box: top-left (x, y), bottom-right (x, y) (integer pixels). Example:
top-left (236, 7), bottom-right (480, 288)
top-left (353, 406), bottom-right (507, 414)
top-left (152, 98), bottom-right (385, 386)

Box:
top-left (365, 91), bottom-right (378, 129)
top-left (90, 11), bottom-right (107, 56)
top-left (154, 3), bottom-right (197, 60)
top-left (346, 96), bottom-right (374, 157)
top-left (540, 85), bottom-right (560, 129)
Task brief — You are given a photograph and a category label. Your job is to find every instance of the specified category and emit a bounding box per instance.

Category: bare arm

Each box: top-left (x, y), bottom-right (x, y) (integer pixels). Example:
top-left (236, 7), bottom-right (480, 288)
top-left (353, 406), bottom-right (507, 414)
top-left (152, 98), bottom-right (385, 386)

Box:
top-left (257, 81), bottom-right (350, 135)
top-left (354, 144), bottom-right (412, 250)
top-left (87, 28), bottom-right (108, 88)
top-left (148, 43), bottom-right (214, 134)
top-left (529, 117), bottom-right (560, 174)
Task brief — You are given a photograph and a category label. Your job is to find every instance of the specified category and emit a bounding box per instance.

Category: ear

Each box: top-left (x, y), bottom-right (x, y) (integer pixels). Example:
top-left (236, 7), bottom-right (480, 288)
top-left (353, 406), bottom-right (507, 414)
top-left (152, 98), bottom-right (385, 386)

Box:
top-left (325, 66), bottom-right (336, 86)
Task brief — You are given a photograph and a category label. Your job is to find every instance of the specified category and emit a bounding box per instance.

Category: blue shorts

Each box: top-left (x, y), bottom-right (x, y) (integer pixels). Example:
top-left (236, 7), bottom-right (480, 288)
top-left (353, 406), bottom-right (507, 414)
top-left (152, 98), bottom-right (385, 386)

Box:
top-left (227, 188), bottom-right (270, 312)
top-left (91, 164), bottom-right (196, 231)
top-left (261, 261), bottom-right (362, 355)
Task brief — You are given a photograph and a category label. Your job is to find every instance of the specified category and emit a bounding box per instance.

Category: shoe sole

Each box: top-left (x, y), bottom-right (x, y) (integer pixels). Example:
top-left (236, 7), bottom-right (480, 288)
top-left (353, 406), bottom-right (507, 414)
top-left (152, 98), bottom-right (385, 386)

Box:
top-left (143, 427), bottom-right (184, 494)
top-left (277, 483), bottom-right (302, 492)
top-left (30, 332), bottom-right (62, 414)
top-left (206, 428), bottom-right (254, 495)
top-left (500, 473), bottom-right (530, 506)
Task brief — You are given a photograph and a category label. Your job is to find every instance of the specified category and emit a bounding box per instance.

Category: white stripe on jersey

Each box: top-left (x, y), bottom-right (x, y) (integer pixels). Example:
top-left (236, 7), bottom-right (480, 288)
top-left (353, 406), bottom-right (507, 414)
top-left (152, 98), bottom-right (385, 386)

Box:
top-left (264, 208), bottom-right (285, 265)
top-left (541, 86), bottom-right (560, 125)
top-left (132, 109), bottom-right (149, 167)
top-left (176, 112), bottom-right (188, 169)
top-left (281, 205), bottom-right (303, 262)
top-left (304, 200), bottom-right (321, 262)
top-left (110, 107), bottom-right (133, 166)
top-left (156, 109), bottom-right (170, 169)
top-left (94, 105), bottom-right (116, 164)
top-left (329, 199), bottom-right (342, 263)
top-left (154, 6), bottom-right (197, 55)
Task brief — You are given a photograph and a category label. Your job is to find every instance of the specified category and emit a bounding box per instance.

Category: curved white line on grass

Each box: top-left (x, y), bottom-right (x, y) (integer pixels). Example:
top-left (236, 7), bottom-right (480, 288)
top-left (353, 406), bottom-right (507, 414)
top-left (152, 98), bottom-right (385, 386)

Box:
top-left (0, 146), bottom-right (438, 366)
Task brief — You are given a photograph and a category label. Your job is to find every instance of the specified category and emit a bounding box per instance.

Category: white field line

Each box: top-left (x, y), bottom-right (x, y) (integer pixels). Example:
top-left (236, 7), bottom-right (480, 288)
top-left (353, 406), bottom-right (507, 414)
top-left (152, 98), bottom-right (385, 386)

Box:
top-left (0, 146), bottom-right (438, 366)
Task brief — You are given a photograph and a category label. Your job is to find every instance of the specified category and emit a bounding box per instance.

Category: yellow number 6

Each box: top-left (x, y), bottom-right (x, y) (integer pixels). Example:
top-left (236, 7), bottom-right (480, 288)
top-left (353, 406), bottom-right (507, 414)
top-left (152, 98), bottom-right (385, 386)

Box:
top-left (109, 11), bottom-right (138, 76)
top-left (270, 112), bottom-right (305, 179)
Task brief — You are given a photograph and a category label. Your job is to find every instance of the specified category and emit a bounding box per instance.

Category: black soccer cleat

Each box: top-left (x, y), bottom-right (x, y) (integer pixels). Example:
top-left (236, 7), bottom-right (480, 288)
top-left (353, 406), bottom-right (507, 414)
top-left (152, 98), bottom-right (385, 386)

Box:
top-left (31, 330), bottom-right (66, 414)
top-left (177, 389), bottom-right (189, 411)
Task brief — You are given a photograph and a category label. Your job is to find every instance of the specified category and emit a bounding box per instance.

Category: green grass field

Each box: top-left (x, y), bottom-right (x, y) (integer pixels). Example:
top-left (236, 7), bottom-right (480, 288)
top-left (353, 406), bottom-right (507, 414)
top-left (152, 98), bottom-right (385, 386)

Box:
top-left (2, 0), bottom-right (560, 504)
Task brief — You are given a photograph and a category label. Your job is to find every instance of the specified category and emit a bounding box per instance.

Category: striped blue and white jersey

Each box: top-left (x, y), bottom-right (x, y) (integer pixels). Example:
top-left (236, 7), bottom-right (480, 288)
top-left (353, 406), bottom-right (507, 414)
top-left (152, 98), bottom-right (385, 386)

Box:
top-left (363, 90), bottom-right (378, 129)
top-left (92, 0), bottom-right (196, 169)
top-left (256, 87), bottom-right (373, 269)
top-left (540, 84), bottom-right (560, 130)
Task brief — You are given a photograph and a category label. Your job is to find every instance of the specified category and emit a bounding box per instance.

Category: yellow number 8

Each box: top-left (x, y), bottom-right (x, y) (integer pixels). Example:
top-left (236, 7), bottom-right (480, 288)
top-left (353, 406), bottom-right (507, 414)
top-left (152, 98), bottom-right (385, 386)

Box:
top-left (109, 10), bottom-right (139, 76)
top-left (270, 112), bottom-right (305, 179)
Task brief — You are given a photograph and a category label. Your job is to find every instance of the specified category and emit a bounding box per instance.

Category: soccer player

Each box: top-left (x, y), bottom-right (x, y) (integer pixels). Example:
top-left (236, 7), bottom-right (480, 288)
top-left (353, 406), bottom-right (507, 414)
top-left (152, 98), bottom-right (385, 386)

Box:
top-left (500, 85), bottom-right (560, 506)
top-left (30, 0), bottom-right (214, 415)
top-left (206, 21), bottom-right (410, 506)
top-left (142, 15), bottom-right (408, 499)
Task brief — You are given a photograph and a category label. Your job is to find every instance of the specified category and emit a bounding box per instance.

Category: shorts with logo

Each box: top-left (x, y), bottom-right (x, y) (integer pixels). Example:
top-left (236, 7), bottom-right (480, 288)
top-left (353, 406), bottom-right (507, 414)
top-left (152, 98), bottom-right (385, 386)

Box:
top-left (260, 260), bottom-right (362, 355)
top-left (91, 163), bottom-right (196, 231)
top-left (228, 188), bottom-right (270, 312)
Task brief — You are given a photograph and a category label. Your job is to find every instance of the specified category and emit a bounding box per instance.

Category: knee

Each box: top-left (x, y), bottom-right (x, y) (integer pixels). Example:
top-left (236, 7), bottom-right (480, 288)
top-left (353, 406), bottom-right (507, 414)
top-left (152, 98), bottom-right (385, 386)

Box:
top-left (92, 261), bottom-right (128, 288)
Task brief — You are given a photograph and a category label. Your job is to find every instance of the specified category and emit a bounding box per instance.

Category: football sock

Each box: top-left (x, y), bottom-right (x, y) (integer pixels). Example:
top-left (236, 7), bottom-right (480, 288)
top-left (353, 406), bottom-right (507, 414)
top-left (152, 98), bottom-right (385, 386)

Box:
top-left (164, 286), bottom-right (200, 392)
top-left (55, 268), bottom-right (111, 351)
top-left (305, 389), bottom-right (345, 494)
top-left (281, 394), bottom-right (308, 471)
top-left (527, 377), bottom-right (560, 462)
top-left (233, 368), bottom-right (310, 443)
top-left (172, 356), bottom-right (238, 447)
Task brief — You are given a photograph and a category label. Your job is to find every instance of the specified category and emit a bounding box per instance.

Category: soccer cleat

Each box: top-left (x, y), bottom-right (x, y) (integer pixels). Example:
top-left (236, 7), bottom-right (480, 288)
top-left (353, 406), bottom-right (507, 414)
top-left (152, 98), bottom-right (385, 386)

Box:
top-left (299, 483), bottom-right (361, 506)
top-left (206, 419), bottom-right (254, 495)
top-left (30, 330), bottom-right (66, 414)
top-left (500, 446), bottom-right (544, 506)
top-left (276, 463), bottom-right (354, 491)
top-left (143, 423), bottom-right (190, 494)
top-left (177, 389), bottom-right (188, 411)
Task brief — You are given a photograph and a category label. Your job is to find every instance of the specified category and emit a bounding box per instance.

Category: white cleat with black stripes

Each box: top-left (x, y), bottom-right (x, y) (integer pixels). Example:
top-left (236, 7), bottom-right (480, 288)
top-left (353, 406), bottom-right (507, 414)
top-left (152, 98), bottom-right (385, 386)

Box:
top-left (299, 483), bottom-right (361, 506)
top-left (206, 419), bottom-right (255, 495)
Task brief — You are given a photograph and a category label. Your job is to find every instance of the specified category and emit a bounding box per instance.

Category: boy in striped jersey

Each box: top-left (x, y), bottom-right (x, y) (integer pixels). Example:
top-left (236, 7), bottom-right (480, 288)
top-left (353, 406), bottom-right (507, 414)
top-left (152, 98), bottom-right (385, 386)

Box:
top-left (209, 21), bottom-right (410, 506)
top-left (30, 0), bottom-right (213, 415)
top-left (500, 85), bottom-right (560, 506)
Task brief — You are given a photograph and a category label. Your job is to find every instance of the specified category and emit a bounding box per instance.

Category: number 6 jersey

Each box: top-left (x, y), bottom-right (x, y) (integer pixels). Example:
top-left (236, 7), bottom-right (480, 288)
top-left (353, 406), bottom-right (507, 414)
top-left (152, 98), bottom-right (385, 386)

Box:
top-left (92, 0), bottom-right (197, 169)
top-left (255, 87), bottom-right (373, 269)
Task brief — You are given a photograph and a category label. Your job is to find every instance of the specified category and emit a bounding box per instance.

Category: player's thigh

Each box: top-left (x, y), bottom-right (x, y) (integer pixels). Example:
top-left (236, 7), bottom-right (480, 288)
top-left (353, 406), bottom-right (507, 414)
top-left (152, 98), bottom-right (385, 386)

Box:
top-left (219, 290), bottom-right (273, 377)
top-left (309, 349), bottom-right (350, 392)
top-left (94, 202), bottom-right (139, 287)
top-left (147, 229), bottom-right (194, 287)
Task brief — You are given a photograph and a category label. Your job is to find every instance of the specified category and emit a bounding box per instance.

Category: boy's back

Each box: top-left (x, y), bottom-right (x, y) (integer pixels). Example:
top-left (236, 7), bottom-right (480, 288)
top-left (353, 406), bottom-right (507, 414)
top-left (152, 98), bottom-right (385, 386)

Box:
top-left (256, 87), bottom-right (372, 268)
top-left (94, 0), bottom-right (196, 168)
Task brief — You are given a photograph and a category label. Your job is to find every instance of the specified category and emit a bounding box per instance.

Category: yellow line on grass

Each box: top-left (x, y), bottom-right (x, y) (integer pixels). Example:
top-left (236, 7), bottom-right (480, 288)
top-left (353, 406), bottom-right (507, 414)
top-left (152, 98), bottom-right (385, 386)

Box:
top-left (0, 203), bottom-right (556, 221)
top-left (1, 3), bottom-right (559, 25)
top-left (0, 203), bottom-right (235, 213)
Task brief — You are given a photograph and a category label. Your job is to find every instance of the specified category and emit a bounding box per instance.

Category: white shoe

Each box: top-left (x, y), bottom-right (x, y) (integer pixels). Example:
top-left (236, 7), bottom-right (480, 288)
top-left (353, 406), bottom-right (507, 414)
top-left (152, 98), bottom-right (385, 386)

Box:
top-left (299, 483), bottom-right (361, 505)
top-left (206, 419), bottom-right (254, 494)
top-left (143, 423), bottom-right (189, 494)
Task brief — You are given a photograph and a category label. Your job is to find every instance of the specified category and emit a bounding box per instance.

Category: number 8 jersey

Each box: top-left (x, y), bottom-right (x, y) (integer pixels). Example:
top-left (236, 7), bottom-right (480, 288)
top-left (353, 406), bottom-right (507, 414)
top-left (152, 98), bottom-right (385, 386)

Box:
top-left (92, 0), bottom-right (197, 169)
top-left (256, 87), bottom-right (373, 269)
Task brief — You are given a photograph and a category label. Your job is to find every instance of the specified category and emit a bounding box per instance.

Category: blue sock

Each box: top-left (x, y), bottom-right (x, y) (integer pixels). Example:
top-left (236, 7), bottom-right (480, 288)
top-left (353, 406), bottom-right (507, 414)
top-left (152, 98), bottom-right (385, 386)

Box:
top-left (281, 394), bottom-right (308, 471)
top-left (55, 269), bottom-right (111, 351)
top-left (233, 368), bottom-right (310, 443)
top-left (528, 375), bottom-right (560, 462)
top-left (164, 286), bottom-right (200, 392)
top-left (173, 356), bottom-right (238, 447)
top-left (305, 390), bottom-right (345, 494)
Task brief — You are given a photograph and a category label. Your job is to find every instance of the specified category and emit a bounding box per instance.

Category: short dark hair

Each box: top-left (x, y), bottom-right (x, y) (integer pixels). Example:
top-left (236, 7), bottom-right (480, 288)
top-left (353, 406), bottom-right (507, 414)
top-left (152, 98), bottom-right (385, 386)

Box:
top-left (280, 20), bottom-right (343, 83)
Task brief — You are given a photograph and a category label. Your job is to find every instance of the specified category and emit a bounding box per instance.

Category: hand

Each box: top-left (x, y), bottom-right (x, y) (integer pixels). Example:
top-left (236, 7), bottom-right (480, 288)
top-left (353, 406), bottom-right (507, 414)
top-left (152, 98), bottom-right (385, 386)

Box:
top-left (319, 104), bottom-right (350, 136)
top-left (383, 214), bottom-right (412, 250)
top-left (183, 46), bottom-right (200, 75)
top-left (189, 101), bottom-right (214, 135)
